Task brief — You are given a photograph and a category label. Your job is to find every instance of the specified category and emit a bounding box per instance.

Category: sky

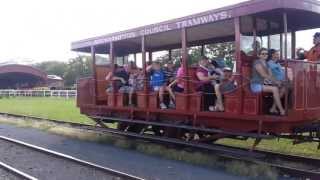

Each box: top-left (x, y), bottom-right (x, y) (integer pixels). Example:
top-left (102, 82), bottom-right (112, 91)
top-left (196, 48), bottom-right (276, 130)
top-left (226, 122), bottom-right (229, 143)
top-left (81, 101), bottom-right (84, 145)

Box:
top-left (0, 0), bottom-right (318, 64)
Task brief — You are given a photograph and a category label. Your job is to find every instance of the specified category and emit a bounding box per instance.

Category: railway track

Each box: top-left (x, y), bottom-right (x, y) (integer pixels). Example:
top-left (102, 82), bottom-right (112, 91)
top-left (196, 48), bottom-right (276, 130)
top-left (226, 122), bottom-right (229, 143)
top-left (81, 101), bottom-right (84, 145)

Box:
top-left (0, 161), bottom-right (38, 180)
top-left (0, 133), bottom-right (144, 180)
top-left (0, 112), bottom-right (319, 179)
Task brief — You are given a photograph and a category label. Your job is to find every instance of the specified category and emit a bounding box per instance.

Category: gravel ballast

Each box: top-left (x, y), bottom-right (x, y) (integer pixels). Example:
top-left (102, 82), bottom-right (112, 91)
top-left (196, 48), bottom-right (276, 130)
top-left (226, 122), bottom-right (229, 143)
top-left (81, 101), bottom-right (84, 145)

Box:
top-left (0, 139), bottom-right (123, 180)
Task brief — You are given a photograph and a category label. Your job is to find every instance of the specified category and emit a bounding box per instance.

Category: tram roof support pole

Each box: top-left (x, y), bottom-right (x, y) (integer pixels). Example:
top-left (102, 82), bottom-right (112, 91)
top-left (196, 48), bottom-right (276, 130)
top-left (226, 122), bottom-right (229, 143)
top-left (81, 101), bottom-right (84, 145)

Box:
top-left (280, 34), bottom-right (283, 60)
top-left (110, 42), bottom-right (115, 70)
top-left (234, 17), bottom-right (243, 113)
top-left (267, 22), bottom-right (271, 50)
top-left (134, 53), bottom-right (137, 66)
top-left (168, 49), bottom-right (172, 62)
top-left (201, 45), bottom-right (205, 56)
top-left (109, 41), bottom-right (116, 104)
top-left (91, 46), bottom-right (97, 104)
top-left (283, 12), bottom-right (289, 114)
top-left (253, 17), bottom-right (257, 56)
top-left (148, 51), bottom-right (152, 64)
top-left (291, 31), bottom-right (296, 59)
top-left (235, 17), bottom-right (241, 73)
top-left (181, 28), bottom-right (189, 94)
top-left (142, 36), bottom-right (148, 94)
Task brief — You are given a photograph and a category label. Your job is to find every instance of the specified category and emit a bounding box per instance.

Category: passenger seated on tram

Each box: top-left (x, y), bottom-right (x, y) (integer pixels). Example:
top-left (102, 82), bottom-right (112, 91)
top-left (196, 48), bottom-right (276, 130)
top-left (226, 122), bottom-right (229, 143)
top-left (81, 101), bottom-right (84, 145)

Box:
top-left (168, 61), bottom-right (184, 93)
top-left (250, 48), bottom-right (285, 116)
top-left (128, 68), bottom-right (144, 106)
top-left (297, 32), bottom-right (320, 61)
top-left (214, 67), bottom-right (237, 112)
top-left (267, 49), bottom-right (285, 82)
top-left (164, 61), bottom-right (177, 84)
top-left (105, 63), bottom-right (133, 94)
top-left (195, 56), bottom-right (220, 112)
top-left (266, 49), bottom-right (286, 115)
top-left (147, 61), bottom-right (176, 109)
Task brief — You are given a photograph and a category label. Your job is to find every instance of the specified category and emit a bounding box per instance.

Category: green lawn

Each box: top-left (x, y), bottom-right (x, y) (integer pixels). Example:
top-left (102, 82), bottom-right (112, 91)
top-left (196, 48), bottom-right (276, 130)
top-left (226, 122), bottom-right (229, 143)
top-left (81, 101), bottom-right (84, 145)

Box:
top-left (0, 96), bottom-right (92, 124)
top-left (218, 138), bottom-right (320, 158)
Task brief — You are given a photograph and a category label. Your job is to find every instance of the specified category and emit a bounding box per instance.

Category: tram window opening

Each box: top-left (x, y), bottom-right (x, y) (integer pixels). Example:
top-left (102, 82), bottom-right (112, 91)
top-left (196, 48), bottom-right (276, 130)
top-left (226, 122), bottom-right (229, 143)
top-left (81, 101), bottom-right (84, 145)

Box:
top-left (153, 50), bottom-right (169, 63)
top-left (135, 53), bottom-right (143, 68)
top-left (116, 57), bottom-right (124, 66)
top-left (205, 42), bottom-right (235, 70)
top-left (296, 28), bottom-right (320, 53)
top-left (95, 53), bottom-right (110, 66)
top-left (188, 46), bottom-right (203, 66)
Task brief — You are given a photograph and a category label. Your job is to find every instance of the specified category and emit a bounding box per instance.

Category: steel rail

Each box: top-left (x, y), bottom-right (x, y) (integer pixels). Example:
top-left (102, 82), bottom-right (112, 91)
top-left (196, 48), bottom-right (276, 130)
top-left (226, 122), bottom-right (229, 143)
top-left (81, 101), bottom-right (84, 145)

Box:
top-left (0, 135), bottom-right (144, 180)
top-left (0, 161), bottom-right (38, 180)
top-left (0, 112), bottom-right (319, 178)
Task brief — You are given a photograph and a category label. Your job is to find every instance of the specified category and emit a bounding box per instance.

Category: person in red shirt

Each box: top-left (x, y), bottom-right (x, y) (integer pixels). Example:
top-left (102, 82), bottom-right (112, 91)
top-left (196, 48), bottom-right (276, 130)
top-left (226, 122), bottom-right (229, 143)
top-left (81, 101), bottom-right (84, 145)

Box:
top-left (297, 32), bottom-right (320, 62)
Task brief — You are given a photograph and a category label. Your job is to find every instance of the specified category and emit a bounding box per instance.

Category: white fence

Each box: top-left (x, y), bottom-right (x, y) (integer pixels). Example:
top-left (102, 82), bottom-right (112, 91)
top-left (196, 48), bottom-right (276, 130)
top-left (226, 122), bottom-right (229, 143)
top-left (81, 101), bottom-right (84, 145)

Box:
top-left (0, 90), bottom-right (77, 98)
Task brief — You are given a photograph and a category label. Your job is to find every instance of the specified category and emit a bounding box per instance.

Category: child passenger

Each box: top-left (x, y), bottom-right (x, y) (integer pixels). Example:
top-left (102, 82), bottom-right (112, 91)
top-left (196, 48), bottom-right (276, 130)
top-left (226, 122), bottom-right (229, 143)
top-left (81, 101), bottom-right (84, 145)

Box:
top-left (214, 67), bottom-right (237, 111)
top-left (168, 64), bottom-right (184, 93)
top-left (147, 61), bottom-right (175, 109)
top-left (267, 49), bottom-right (285, 82)
top-left (128, 68), bottom-right (144, 106)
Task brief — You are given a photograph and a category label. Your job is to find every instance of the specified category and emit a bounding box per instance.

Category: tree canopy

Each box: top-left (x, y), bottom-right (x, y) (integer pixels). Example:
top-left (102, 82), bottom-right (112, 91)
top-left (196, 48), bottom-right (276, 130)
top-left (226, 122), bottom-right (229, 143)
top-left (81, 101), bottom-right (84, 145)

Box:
top-left (33, 56), bottom-right (92, 87)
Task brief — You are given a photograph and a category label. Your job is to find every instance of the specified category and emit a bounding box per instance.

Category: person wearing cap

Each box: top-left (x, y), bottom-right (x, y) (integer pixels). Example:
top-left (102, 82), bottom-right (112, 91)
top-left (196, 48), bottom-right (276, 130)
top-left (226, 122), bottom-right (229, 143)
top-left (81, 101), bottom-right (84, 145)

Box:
top-left (214, 67), bottom-right (237, 112)
top-left (297, 32), bottom-right (320, 61)
top-left (196, 56), bottom-right (219, 111)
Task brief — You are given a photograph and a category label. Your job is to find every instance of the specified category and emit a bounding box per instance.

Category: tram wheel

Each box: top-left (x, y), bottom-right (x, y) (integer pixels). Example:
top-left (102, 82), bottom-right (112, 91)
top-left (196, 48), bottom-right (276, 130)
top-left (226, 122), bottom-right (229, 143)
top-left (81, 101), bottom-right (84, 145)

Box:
top-left (117, 122), bottom-right (129, 131)
top-left (127, 124), bottom-right (145, 134)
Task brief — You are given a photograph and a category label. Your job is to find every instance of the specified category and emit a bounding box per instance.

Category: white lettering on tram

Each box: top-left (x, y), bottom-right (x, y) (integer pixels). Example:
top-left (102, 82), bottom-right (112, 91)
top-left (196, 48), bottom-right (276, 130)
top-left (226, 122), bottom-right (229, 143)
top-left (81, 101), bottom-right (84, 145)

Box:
top-left (140, 24), bottom-right (171, 36)
top-left (104, 32), bottom-right (137, 42)
top-left (176, 11), bottom-right (231, 28)
top-left (94, 10), bottom-right (231, 45)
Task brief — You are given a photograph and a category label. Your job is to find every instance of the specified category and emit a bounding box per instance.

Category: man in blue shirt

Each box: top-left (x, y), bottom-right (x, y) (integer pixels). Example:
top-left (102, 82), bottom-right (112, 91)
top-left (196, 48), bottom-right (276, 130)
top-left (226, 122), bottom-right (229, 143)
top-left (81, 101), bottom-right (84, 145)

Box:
top-left (147, 61), bottom-right (175, 109)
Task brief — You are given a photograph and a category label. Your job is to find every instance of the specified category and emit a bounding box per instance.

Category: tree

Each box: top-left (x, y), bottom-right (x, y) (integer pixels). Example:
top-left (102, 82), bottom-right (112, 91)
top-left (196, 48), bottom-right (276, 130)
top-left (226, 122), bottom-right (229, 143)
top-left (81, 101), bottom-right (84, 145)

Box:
top-left (63, 56), bottom-right (93, 87)
top-left (155, 42), bottom-right (235, 68)
top-left (33, 61), bottom-right (68, 78)
top-left (33, 56), bottom-right (93, 88)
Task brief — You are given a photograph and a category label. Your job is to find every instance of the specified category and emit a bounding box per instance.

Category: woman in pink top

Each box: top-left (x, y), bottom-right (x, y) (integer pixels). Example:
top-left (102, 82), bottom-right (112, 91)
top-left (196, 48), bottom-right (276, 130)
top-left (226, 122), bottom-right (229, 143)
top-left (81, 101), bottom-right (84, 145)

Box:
top-left (168, 66), bottom-right (185, 93)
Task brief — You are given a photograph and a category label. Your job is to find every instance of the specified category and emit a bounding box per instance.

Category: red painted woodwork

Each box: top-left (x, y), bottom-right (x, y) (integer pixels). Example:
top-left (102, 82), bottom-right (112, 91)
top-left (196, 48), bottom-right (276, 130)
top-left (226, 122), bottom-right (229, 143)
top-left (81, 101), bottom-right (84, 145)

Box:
top-left (137, 92), bottom-right (148, 108)
top-left (74, 0), bottom-right (320, 135)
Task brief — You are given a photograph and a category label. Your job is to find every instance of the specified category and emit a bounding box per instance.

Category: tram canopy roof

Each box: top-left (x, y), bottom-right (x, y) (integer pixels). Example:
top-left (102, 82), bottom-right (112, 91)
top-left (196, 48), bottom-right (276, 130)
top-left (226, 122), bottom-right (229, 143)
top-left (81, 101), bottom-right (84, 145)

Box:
top-left (71, 0), bottom-right (320, 56)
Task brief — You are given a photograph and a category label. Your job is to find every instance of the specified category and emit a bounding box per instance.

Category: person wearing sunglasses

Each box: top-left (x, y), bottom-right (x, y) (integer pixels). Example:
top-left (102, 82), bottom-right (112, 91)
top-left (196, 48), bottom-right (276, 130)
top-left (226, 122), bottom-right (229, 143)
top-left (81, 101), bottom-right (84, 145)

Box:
top-left (251, 48), bottom-right (285, 116)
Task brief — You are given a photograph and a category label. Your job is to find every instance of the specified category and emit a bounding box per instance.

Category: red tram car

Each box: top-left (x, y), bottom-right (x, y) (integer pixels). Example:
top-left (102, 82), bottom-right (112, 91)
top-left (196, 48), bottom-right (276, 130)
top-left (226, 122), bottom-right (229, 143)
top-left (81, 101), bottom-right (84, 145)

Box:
top-left (72, 0), bottom-right (320, 147)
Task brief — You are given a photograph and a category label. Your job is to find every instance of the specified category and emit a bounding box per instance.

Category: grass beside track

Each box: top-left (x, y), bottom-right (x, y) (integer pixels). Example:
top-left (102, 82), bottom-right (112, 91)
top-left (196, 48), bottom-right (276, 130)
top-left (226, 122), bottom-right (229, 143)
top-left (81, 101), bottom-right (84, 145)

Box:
top-left (0, 97), bottom-right (319, 158)
top-left (0, 96), bottom-right (92, 125)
